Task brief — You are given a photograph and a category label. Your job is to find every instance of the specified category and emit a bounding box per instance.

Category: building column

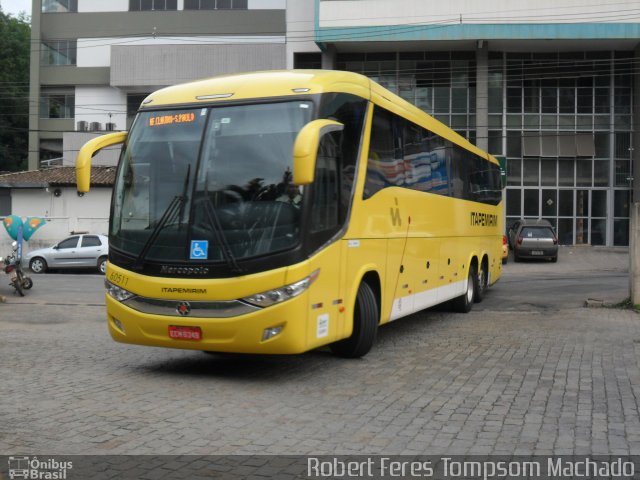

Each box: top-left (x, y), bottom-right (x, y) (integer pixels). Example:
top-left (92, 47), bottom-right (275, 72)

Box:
top-left (321, 45), bottom-right (337, 70)
top-left (28, 4), bottom-right (42, 171)
top-left (475, 41), bottom-right (489, 152)
top-left (633, 44), bottom-right (640, 204)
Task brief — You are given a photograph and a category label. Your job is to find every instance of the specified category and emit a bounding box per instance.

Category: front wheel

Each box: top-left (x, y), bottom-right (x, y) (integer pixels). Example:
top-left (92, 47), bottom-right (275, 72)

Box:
top-left (22, 275), bottom-right (33, 290)
top-left (330, 282), bottom-right (379, 358)
top-left (452, 266), bottom-right (475, 313)
top-left (97, 256), bottom-right (108, 274)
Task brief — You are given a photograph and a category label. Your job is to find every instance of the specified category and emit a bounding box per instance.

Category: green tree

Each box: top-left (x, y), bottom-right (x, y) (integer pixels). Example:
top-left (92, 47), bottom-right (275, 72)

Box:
top-left (0, 9), bottom-right (30, 172)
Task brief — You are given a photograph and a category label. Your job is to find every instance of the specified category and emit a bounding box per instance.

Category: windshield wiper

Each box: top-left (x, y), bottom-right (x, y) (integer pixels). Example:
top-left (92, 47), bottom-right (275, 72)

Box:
top-left (133, 165), bottom-right (190, 270)
top-left (201, 177), bottom-right (244, 274)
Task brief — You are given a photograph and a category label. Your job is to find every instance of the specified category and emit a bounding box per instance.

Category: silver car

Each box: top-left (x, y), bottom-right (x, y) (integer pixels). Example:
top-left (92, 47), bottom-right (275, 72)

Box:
top-left (512, 219), bottom-right (558, 262)
top-left (23, 234), bottom-right (109, 274)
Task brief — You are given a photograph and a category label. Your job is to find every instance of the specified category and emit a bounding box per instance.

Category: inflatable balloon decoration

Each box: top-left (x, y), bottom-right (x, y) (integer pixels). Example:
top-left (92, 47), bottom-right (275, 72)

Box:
top-left (2, 215), bottom-right (46, 260)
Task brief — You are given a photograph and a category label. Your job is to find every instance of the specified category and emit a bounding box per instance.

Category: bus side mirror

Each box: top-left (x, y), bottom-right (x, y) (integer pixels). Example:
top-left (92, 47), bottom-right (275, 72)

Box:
top-left (292, 119), bottom-right (343, 185)
top-left (76, 131), bottom-right (127, 193)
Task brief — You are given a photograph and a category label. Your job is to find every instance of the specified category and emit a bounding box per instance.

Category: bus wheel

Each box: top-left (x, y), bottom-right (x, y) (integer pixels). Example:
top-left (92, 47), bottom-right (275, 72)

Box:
top-left (452, 266), bottom-right (475, 313)
top-left (474, 259), bottom-right (488, 303)
top-left (330, 282), bottom-right (379, 358)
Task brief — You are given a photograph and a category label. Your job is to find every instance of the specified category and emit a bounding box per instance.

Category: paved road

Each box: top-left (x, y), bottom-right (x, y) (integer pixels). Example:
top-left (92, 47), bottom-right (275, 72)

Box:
top-left (0, 247), bottom-right (638, 457)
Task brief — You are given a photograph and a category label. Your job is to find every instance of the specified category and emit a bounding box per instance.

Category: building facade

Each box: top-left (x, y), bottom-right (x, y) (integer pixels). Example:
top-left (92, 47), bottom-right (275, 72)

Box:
top-left (290, 0), bottom-right (640, 246)
top-left (28, 0), bottom-right (639, 246)
top-left (29, 0), bottom-right (287, 168)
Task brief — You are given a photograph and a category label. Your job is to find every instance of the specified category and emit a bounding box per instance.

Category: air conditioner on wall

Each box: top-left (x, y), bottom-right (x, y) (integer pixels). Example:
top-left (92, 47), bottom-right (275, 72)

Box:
top-left (76, 121), bottom-right (88, 131)
top-left (89, 122), bottom-right (102, 131)
top-left (105, 122), bottom-right (116, 131)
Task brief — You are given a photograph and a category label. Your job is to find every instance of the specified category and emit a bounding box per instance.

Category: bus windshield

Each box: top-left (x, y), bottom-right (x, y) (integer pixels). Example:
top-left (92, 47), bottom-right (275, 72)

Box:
top-left (111, 101), bottom-right (313, 264)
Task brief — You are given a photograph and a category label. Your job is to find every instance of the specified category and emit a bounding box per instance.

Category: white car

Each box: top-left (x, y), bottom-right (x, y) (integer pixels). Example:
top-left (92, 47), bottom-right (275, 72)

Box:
top-left (23, 234), bottom-right (109, 274)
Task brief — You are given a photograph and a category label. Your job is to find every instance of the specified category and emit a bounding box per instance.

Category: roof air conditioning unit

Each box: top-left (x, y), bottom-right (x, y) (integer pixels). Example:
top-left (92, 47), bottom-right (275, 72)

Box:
top-left (76, 121), bottom-right (88, 131)
top-left (89, 122), bottom-right (102, 131)
top-left (105, 122), bottom-right (116, 131)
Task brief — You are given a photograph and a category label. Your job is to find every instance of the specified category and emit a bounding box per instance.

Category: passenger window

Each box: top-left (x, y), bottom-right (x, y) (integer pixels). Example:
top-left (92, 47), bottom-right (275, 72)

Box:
top-left (364, 107), bottom-right (402, 198)
top-left (81, 236), bottom-right (101, 248)
top-left (310, 132), bottom-right (340, 233)
top-left (57, 237), bottom-right (78, 249)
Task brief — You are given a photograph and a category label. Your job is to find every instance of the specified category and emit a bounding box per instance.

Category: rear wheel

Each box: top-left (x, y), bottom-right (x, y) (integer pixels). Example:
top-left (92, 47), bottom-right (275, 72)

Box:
top-left (452, 266), bottom-right (475, 313)
top-left (474, 260), bottom-right (488, 303)
top-left (330, 282), bottom-right (379, 358)
top-left (551, 255), bottom-right (558, 263)
top-left (29, 257), bottom-right (47, 274)
top-left (22, 275), bottom-right (33, 290)
top-left (13, 271), bottom-right (24, 297)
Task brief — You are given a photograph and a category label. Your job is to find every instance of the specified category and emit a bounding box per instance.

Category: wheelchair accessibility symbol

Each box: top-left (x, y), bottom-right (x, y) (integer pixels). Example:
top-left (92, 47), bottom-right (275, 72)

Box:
top-left (190, 240), bottom-right (208, 260)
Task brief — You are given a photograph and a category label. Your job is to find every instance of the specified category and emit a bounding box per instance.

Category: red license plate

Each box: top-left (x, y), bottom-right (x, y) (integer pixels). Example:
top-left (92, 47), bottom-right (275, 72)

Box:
top-left (168, 325), bottom-right (202, 341)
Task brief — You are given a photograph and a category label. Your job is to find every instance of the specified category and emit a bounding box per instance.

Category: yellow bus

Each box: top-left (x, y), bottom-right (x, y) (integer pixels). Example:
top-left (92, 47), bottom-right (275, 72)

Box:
top-left (77, 70), bottom-right (503, 358)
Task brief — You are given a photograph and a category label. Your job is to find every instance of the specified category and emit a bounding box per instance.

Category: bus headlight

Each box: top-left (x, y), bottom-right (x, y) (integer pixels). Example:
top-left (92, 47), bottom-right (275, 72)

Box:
top-left (105, 280), bottom-right (135, 302)
top-left (243, 269), bottom-right (319, 308)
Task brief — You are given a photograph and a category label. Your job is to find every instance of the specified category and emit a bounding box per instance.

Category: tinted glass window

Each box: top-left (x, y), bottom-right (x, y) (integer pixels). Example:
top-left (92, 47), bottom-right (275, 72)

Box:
top-left (81, 236), bottom-right (102, 248)
top-left (317, 93), bottom-right (367, 217)
top-left (364, 107), bottom-right (401, 198)
top-left (364, 105), bottom-right (501, 205)
top-left (403, 122), bottom-right (449, 196)
top-left (310, 132), bottom-right (340, 234)
top-left (58, 237), bottom-right (79, 249)
top-left (520, 227), bottom-right (555, 239)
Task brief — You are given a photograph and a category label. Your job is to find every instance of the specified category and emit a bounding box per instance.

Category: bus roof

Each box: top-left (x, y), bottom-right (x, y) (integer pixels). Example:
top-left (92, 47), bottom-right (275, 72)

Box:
top-left (141, 70), bottom-right (372, 108)
top-left (141, 69), bottom-right (497, 165)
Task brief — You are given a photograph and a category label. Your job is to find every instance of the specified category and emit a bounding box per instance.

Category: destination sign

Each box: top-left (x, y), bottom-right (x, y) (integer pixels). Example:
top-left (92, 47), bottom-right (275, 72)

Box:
top-left (149, 112), bottom-right (196, 127)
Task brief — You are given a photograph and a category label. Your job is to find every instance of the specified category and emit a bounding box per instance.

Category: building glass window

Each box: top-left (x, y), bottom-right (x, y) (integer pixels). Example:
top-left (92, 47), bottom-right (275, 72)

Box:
top-left (40, 90), bottom-right (75, 119)
top-left (41, 40), bottom-right (77, 66)
top-left (42, 0), bottom-right (77, 12)
top-left (183, 0), bottom-right (247, 8)
top-left (334, 49), bottom-right (631, 246)
top-left (130, 0), bottom-right (178, 10)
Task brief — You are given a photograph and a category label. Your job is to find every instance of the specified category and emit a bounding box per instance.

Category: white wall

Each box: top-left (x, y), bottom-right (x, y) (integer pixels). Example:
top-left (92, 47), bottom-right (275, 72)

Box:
top-left (249, 0), bottom-right (286, 8)
top-left (286, 0), bottom-right (319, 69)
top-left (78, 0), bottom-right (129, 12)
top-left (75, 86), bottom-right (127, 132)
top-left (77, 36), bottom-right (285, 68)
top-left (79, 0), bottom-right (281, 10)
top-left (319, 0), bottom-right (640, 27)
top-left (0, 187), bottom-right (111, 253)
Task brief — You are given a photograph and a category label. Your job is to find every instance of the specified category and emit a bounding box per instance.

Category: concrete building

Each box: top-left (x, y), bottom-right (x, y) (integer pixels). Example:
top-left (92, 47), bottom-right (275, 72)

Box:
top-left (27, 0), bottom-right (639, 246)
top-left (289, 0), bottom-right (639, 246)
top-left (0, 166), bottom-right (114, 252)
top-left (29, 0), bottom-right (287, 168)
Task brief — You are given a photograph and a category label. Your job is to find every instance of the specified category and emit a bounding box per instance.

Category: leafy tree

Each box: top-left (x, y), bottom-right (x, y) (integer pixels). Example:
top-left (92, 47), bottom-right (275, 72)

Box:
top-left (0, 9), bottom-right (30, 172)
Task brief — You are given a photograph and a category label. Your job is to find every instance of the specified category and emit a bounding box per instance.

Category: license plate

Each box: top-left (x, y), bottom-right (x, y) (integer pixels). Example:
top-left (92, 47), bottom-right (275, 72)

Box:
top-left (168, 325), bottom-right (202, 341)
top-left (531, 250), bottom-right (544, 255)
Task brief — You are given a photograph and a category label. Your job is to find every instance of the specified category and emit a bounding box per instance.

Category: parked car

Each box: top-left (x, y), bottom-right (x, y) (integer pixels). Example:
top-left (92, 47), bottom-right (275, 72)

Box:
top-left (23, 234), bottom-right (109, 274)
top-left (511, 219), bottom-right (558, 262)
top-left (507, 219), bottom-right (524, 250)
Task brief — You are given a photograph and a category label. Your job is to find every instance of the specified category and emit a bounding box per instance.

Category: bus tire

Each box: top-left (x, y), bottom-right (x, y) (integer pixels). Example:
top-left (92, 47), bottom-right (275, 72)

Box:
top-left (452, 266), bottom-right (475, 313)
top-left (330, 282), bottom-right (378, 358)
top-left (474, 259), bottom-right (488, 303)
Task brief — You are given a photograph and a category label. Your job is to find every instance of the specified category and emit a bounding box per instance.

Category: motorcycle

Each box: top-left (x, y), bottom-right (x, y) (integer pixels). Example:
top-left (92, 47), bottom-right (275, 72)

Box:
top-left (0, 241), bottom-right (33, 296)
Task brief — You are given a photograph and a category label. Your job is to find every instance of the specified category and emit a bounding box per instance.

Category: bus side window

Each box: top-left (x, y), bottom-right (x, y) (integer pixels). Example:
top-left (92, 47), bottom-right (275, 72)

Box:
top-left (310, 131), bottom-right (341, 234)
top-left (364, 107), bottom-right (402, 199)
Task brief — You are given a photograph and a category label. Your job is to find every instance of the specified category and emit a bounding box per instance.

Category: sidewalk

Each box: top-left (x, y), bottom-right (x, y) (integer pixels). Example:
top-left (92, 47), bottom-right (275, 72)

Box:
top-left (505, 245), bottom-right (628, 274)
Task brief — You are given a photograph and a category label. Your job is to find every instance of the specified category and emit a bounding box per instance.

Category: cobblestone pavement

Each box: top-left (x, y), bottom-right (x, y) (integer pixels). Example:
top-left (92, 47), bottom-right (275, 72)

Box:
top-left (1, 248), bottom-right (639, 456)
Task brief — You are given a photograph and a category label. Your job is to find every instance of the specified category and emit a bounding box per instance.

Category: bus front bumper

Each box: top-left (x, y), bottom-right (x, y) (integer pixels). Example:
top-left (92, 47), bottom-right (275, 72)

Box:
top-left (105, 294), bottom-right (310, 354)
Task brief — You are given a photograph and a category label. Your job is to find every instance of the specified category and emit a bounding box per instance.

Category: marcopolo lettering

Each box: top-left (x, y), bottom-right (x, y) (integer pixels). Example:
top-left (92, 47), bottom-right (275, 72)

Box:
top-left (160, 265), bottom-right (210, 275)
top-left (470, 211), bottom-right (498, 227)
